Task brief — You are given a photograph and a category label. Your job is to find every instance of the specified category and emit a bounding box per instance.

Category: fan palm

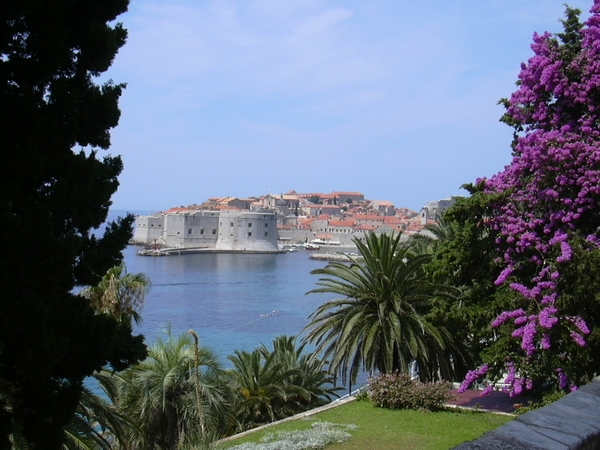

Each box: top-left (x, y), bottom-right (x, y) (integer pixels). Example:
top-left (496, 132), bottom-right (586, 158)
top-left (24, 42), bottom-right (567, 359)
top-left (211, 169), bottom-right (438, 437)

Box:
top-left (106, 328), bottom-right (234, 450)
top-left (302, 232), bottom-right (462, 386)
top-left (228, 335), bottom-right (339, 431)
top-left (80, 263), bottom-right (150, 324)
top-left (62, 385), bottom-right (135, 450)
top-left (262, 336), bottom-right (340, 416)
top-left (227, 347), bottom-right (298, 429)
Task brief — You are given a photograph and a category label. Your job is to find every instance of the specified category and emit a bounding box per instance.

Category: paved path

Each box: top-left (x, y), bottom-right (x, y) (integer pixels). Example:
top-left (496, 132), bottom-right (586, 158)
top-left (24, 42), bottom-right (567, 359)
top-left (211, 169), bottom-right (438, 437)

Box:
top-left (446, 390), bottom-right (529, 414)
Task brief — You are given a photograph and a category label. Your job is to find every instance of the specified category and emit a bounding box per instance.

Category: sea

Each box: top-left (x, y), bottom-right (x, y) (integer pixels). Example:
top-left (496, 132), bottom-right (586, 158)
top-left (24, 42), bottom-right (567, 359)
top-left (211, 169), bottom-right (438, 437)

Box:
top-left (103, 210), bottom-right (339, 368)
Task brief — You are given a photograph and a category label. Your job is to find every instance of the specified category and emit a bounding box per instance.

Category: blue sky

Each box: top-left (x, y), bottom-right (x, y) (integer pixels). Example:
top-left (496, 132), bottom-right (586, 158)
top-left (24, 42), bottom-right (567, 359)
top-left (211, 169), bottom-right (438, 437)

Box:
top-left (104, 0), bottom-right (593, 211)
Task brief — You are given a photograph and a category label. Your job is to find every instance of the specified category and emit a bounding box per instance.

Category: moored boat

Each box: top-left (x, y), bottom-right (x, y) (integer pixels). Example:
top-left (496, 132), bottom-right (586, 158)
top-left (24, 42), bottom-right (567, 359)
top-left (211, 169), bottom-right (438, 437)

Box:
top-left (303, 243), bottom-right (320, 250)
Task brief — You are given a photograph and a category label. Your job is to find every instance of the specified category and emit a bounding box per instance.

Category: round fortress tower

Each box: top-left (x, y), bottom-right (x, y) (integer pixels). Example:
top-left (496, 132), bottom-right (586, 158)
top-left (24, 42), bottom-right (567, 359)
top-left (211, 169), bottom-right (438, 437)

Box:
top-left (215, 210), bottom-right (279, 252)
top-left (132, 214), bottom-right (164, 244)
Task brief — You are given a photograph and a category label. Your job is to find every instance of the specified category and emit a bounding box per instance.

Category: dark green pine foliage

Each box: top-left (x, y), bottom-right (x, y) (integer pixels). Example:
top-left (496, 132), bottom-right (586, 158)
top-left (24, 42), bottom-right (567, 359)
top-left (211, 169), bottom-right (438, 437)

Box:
top-left (0, 1), bottom-right (146, 448)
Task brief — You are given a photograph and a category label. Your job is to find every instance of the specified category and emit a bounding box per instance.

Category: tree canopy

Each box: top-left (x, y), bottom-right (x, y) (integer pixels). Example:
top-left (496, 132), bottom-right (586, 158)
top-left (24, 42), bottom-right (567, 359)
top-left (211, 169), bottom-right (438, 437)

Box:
top-left (303, 233), bottom-right (463, 387)
top-left (0, 1), bottom-right (146, 447)
top-left (99, 328), bottom-right (233, 450)
top-left (432, 1), bottom-right (600, 397)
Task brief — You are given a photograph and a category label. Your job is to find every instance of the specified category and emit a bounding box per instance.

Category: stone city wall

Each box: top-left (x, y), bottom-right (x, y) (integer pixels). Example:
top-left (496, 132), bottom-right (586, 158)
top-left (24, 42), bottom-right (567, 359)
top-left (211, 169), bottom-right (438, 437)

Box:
top-left (133, 210), bottom-right (279, 252)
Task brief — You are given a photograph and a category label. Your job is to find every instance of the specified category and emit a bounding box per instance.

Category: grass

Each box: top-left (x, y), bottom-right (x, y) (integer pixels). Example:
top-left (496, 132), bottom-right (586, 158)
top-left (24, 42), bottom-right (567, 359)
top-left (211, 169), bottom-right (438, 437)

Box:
top-left (218, 400), bottom-right (513, 450)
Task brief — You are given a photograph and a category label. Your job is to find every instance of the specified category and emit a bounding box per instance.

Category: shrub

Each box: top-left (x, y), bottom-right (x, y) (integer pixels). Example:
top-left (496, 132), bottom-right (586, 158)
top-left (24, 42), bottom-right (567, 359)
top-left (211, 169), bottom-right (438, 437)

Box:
top-left (367, 373), bottom-right (454, 411)
top-left (227, 422), bottom-right (357, 450)
top-left (514, 390), bottom-right (566, 415)
top-left (354, 388), bottom-right (369, 401)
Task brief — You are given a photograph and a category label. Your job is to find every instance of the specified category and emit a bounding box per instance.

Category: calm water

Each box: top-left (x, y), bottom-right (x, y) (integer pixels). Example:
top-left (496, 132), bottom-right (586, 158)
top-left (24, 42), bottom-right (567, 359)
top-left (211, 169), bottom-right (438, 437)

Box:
top-left (105, 210), bottom-right (336, 365)
top-left (125, 245), bottom-right (334, 363)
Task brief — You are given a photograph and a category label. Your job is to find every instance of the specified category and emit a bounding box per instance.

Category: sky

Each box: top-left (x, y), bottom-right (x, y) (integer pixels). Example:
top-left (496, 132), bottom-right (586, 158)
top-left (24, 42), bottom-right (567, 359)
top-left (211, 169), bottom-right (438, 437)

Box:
top-left (103, 0), bottom-right (594, 212)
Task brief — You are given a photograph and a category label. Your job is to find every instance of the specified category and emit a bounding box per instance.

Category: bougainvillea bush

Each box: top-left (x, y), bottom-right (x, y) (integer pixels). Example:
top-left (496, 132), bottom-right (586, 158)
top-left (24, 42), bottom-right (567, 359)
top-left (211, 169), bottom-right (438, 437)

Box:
top-left (458, 1), bottom-right (600, 396)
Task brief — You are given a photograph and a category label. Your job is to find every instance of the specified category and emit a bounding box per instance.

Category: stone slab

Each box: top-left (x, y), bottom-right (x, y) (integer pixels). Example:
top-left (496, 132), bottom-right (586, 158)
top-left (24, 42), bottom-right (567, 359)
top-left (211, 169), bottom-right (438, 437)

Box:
top-left (452, 430), bottom-right (546, 450)
top-left (455, 378), bottom-right (600, 450)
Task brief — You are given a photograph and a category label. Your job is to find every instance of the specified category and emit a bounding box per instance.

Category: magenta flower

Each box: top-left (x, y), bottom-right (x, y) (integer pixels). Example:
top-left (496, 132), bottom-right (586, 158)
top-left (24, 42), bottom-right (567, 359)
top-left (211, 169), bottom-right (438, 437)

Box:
top-left (557, 368), bottom-right (569, 390)
top-left (466, 0), bottom-right (600, 395)
top-left (481, 385), bottom-right (495, 396)
top-left (458, 365), bottom-right (489, 393)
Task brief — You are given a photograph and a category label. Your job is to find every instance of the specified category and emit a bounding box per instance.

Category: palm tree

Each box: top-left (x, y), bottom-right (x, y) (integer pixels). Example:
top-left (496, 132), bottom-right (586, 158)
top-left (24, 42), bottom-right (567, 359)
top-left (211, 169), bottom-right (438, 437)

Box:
top-left (62, 385), bottom-right (133, 450)
top-left (104, 327), bottom-right (234, 450)
top-left (262, 336), bottom-right (340, 416)
top-left (409, 214), bottom-right (459, 254)
top-left (227, 336), bottom-right (340, 431)
top-left (227, 347), bottom-right (297, 429)
top-left (302, 232), bottom-right (463, 387)
top-left (33, 263), bottom-right (151, 450)
top-left (80, 262), bottom-right (151, 324)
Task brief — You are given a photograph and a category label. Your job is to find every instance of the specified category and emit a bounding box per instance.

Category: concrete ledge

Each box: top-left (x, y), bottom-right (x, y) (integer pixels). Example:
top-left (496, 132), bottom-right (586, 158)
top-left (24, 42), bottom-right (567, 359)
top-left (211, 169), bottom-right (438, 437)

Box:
top-left (453, 377), bottom-right (600, 450)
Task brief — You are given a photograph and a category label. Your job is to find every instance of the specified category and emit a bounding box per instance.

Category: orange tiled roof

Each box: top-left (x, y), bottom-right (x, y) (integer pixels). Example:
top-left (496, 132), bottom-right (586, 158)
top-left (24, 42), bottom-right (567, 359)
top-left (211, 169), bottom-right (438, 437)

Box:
top-left (383, 216), bottom-right (403, 224)
top-left (329, 220), bottom-right (355, 227)
top-left (372, 200), bottom-right (394, 206)
top-left (164, 207), bottom-right (196, 214)
top-left (405, 222), bottom-right (424, 231)
top-left (354, 214), bottom-right (383, 221)
top-left (353, 224), bottom-right (376, 231)
top-left (332, 191), bottom-right (364, 196)
top-left (298, 193), bottom-right (327, 198)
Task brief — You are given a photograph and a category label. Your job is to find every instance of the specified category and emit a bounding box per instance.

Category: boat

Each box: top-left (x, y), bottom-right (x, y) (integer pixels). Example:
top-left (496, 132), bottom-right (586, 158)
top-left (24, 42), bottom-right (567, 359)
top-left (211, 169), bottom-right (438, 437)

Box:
top-left (303, 243), bottom-right (320, 250)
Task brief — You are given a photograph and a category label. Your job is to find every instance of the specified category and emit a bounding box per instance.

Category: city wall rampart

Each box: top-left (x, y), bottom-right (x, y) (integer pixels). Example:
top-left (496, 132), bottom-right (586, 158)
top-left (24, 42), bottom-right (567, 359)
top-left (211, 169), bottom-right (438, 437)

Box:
top-left (133, 210), bottom-right (279, 252)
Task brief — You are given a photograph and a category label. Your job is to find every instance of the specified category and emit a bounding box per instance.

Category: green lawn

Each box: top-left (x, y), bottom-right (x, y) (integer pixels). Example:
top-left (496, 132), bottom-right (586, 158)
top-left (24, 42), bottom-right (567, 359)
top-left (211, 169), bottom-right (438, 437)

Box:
top-left (218, 400), bottom-right (513, 450)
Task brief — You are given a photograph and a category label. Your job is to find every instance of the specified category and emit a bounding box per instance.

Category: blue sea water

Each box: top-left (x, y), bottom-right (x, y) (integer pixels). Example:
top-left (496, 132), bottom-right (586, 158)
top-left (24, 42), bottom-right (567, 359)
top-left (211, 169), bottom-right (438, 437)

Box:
top-left (125, 246), bottom-right (334, 362)
top-left (105, 210), bottom-right (337, 366)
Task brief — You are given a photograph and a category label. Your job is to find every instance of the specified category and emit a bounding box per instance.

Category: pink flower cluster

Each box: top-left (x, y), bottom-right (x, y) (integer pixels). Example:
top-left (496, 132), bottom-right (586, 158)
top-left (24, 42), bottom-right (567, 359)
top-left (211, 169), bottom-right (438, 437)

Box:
top-left (476, 1), bottom-right (600, 392)
top-left (502, 361), bottom-right (534, 397)
top-left (458, 364), bottom-right (488, 393)
top-left (556, 368), bottom-right (569, 390)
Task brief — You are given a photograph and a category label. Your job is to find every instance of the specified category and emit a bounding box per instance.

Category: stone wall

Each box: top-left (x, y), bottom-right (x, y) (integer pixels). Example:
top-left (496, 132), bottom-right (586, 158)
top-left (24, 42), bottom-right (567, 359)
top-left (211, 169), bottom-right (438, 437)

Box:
top-left (454, 377), bottom-right (600, 449)
top-left (132, 214), bottom-right (164, 243)
top-left (164, 211), bottom-right (219, 248)
top-left (133, 210), bottom-right (279, 252)
top-left (215, 210), bottom-right (279, 251)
